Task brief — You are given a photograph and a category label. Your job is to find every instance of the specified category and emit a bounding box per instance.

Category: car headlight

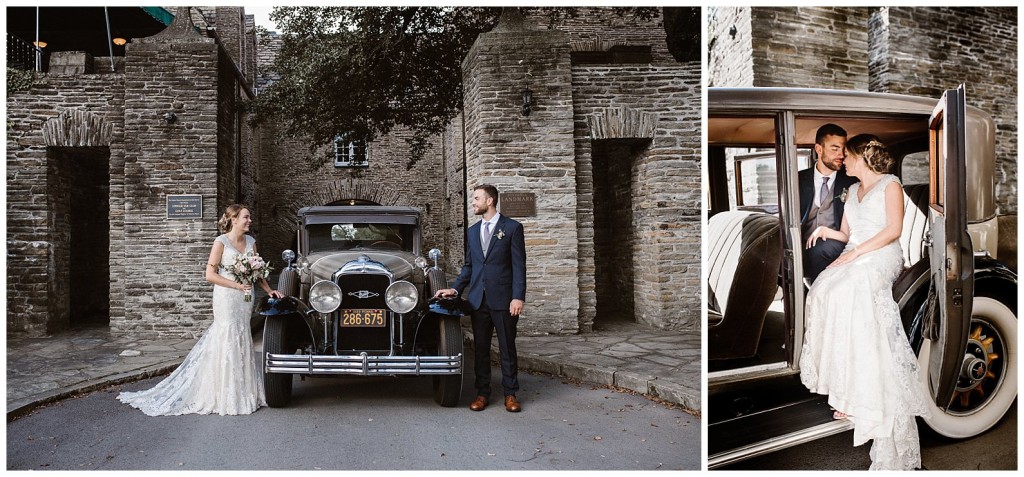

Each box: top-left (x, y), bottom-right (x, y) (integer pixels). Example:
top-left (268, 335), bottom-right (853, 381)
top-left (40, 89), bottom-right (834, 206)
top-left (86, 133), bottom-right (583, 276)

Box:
top-left (309, 280), bottom-right (342, 314)
top-left (414, 256), bottom-right (429, 270)
top-left (385, 280), bottom-right (418, 314)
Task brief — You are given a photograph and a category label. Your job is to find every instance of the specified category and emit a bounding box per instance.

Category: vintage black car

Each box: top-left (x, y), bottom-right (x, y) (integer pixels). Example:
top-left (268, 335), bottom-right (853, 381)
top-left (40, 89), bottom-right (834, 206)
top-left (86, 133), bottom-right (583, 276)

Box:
top-left (707, 86), bottom-right (1017, 467)
top-left (258, 206), bottom-right (463, 407)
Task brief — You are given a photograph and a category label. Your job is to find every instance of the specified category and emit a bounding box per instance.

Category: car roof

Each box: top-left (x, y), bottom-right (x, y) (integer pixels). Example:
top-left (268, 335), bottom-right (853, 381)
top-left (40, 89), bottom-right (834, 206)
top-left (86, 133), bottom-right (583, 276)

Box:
top-left (297, 206), bottom-right (420, 225)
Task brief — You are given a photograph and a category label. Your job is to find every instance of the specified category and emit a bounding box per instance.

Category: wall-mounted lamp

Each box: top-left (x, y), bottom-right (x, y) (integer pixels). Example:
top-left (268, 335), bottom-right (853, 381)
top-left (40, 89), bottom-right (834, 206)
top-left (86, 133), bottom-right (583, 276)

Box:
top-left (521, 87), bottom-right (533, 116)
top-left (113, 37), bottom-right (127, 46)
top-left (33, 41), bottom-right (47, 49)
top-left (163, 112), bottom-right (177, 124)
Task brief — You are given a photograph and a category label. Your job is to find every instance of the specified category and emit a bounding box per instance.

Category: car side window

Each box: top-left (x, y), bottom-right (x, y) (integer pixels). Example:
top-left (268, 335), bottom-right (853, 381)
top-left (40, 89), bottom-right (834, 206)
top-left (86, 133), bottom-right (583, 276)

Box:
top-left (900, 151), bottom-right (929, 186)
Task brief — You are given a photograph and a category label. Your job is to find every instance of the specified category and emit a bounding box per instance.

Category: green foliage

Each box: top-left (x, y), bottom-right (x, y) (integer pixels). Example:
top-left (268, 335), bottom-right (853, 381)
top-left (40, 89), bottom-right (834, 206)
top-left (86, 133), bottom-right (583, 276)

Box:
top-left (7, 68), bottom-right (35, 95)
top-left (250, 7), bottom-right (667, 169)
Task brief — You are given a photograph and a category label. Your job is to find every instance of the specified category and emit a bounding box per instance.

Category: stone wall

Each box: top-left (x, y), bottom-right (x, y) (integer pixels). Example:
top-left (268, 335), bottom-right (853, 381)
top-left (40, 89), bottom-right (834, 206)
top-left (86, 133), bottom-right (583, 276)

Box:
top-left (441, 113), bottom-right (468, 277)
top-left (253, 129), bottom-right (446, 265)
top-left (869, 7), bottom-right (1018, 214)
top-left (751, 7), bottom-right (871, 89)
top-left (462, 23), bottom-right (580, 335)
top-left (572, 65), bottom-right (702, 331)
top-left (707, 7), bottom-right (753, 87)
top-left (6, 78), bottom-right (125, 336)
top-left (524, 7), bottom-right (676, 65)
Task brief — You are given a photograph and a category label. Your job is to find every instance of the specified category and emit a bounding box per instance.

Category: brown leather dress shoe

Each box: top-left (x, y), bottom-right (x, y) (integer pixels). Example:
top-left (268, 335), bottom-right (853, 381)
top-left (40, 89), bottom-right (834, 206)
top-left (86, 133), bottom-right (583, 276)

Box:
top-left (469, 396), bottom-right (488, 411)
top-left (504, 395), bottom-right (521, 412)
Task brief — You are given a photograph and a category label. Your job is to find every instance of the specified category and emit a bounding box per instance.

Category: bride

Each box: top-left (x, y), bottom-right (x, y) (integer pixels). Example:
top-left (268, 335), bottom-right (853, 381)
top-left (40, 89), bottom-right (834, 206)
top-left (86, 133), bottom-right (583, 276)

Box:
top-left (119, 204), bottom-right (284, 416)
top-left (800, 134), bottom-right (931, 470)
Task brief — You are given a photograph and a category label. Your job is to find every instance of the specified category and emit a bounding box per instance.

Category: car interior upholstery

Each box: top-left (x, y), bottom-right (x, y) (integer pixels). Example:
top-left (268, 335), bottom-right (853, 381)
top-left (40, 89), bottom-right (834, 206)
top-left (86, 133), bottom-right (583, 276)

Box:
top-left (707, 210), bottom-right (783, 360)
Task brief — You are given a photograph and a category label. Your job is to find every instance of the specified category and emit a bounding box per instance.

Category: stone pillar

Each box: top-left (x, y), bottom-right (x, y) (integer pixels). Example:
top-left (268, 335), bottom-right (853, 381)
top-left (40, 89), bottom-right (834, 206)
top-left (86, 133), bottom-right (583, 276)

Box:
top-left (116, 7), bottom-right (221, 336)
top-left (461, 10), bottom-right (579, 334)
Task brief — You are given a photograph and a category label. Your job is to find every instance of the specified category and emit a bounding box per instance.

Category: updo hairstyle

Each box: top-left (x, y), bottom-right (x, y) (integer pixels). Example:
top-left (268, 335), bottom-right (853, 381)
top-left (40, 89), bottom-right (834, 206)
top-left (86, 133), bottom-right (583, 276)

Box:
top-left (846, 134), bottom-right (895, 174)
top-left (218, 203), bottom-right (249, 233)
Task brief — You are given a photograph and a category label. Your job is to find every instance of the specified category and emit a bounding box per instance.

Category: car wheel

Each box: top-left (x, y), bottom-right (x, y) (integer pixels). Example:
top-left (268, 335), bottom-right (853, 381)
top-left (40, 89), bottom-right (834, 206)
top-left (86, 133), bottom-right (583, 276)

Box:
top-left (918, 295), bottom-right (1017, 438)
top-left (263, 316), bottom-right (293, 407)
top-left (432, 316), bottom-right (464, 407)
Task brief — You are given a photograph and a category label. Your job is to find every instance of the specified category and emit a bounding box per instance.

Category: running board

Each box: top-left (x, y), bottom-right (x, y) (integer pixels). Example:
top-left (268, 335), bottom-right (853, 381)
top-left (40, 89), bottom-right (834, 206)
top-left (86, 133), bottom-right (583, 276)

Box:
top-left (708, 419), bottom-right (854, 469)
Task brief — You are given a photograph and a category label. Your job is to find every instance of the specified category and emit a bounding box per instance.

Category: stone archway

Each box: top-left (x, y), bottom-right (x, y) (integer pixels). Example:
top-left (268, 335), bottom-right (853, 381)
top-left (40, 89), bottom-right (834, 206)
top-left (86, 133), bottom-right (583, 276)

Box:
top-left (42, 109), bottom-right (114, 147)
top-left (42, 109), bottom-right (114, 331)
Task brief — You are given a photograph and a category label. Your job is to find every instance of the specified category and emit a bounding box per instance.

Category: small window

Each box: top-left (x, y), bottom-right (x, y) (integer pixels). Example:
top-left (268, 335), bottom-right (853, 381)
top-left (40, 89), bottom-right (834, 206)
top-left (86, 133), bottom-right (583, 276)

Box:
top-left (334, 134), bottom-right (368, 168)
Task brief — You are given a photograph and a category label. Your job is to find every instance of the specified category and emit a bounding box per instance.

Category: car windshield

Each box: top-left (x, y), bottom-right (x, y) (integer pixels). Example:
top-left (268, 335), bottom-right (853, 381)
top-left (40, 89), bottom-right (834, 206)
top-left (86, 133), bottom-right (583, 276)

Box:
top-left (306, 222), bottom-right (414, 253)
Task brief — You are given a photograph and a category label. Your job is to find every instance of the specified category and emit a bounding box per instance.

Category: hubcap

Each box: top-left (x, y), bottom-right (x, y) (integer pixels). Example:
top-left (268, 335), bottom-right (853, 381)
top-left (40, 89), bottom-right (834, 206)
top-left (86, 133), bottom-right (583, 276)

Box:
top-left (949, 319), bottom-right (1005, 414)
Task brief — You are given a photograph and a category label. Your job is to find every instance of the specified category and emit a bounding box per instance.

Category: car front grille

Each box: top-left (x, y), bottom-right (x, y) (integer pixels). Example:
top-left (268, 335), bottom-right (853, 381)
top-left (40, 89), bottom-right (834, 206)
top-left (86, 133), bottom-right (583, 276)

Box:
top-left (338, 273), bottom-right (390, 310)
top-left (336, 272), bottom-right (391, 353)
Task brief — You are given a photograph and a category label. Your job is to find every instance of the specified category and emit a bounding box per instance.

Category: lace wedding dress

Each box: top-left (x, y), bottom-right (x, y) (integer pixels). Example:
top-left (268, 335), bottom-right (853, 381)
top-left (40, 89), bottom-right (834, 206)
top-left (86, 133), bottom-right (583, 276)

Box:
top-left (800, 174), bottom-right (931, 470)
top-left (118, 234), bottom-right (266, 416)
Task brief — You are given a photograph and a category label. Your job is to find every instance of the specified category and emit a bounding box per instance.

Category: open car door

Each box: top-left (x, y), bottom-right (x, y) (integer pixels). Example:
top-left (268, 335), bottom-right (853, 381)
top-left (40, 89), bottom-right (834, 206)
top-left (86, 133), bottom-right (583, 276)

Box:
top-left (925, 85), bottom-right (974, 408)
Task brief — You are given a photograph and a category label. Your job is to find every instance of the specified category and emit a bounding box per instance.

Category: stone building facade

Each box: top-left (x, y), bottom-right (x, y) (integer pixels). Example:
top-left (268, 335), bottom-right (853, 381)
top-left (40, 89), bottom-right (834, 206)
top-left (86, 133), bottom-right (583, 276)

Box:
top-left (7, 7), bottom-right (700, 337)
top-left (445, 9), bottom-right (701, 333)
top-left (7, 7), bottom-right (258, 337)
top-left (708, 6), bottom-right (1017, 214)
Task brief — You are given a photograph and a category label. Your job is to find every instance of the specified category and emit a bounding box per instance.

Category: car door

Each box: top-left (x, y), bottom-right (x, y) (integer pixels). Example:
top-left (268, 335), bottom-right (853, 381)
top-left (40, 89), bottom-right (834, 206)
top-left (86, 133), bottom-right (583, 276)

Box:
top-left (925, 85), bottom-right (974, 408)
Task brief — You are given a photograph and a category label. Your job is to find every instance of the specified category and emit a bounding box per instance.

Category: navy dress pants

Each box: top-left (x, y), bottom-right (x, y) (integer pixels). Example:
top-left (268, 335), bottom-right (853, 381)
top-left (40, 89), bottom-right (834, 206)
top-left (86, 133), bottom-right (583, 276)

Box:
top-left (470, 300), bottom-right (519, 398)
top-left (805, 238), bottom-right (846, 283)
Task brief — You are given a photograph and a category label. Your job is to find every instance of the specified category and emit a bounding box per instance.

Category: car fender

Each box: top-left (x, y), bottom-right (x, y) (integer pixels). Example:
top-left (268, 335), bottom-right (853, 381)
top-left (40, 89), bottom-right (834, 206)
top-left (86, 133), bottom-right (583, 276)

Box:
top-left (257, 296), bottom-right (319, 347)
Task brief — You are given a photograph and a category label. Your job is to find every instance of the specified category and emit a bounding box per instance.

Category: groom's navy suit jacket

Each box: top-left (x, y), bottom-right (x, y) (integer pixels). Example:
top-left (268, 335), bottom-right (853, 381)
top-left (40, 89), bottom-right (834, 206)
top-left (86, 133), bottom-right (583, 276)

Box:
top-left (451, 214), bottom-right (527, 312)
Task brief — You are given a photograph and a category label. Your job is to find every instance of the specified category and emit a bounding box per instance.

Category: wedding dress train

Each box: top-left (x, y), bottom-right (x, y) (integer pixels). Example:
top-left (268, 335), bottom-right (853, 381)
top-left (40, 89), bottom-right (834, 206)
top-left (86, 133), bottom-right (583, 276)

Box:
top-left (118, 234), bottom-right (266, 416)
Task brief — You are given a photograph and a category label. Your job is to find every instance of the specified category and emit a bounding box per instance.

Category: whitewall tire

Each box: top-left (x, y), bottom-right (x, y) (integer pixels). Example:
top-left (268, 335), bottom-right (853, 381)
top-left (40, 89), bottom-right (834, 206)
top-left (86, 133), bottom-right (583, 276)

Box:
top-left (918, 296), bottom-right (1017, 438)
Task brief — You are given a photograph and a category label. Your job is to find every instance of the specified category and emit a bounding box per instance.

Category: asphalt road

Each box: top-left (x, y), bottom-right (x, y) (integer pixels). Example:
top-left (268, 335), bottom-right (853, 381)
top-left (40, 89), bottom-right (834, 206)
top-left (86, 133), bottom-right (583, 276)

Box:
top-left (7, 359), bottom-right (699, 470)
top-left (721, 402), bottom-right (1017, 470)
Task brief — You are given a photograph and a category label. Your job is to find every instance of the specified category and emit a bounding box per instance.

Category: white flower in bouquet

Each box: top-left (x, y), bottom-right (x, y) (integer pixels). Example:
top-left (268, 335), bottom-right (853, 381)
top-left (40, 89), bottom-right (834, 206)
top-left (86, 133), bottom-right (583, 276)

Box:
top-left (227, 250), bottom-right (273, 301)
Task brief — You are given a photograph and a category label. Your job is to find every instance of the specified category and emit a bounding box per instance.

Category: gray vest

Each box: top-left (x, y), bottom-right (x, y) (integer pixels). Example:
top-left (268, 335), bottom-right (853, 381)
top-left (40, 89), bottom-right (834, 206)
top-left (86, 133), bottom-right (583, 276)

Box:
top-left (802, 184), bottom-right (836, 239)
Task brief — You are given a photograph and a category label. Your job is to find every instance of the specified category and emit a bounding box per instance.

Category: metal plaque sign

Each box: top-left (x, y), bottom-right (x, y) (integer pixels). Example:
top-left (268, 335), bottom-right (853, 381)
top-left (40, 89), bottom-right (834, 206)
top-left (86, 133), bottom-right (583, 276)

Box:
top-left (166, 194), bottom-right (203, 219)
top-left (500, 192), bottom-right (536, 217)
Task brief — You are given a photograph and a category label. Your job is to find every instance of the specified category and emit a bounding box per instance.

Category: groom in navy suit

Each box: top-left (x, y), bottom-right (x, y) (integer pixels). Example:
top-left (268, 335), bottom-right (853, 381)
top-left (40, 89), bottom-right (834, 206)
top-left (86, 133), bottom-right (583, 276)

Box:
top-left (435, 184), bottom-right (527, 412)
top-left (800, 123), bottom-right (858, 282)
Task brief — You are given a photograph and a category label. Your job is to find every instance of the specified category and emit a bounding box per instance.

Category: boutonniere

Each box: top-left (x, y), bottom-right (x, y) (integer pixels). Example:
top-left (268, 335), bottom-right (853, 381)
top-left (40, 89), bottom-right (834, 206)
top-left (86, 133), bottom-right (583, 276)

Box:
top-left (496, 229), bottom-right (506, 240)
top-left (839, 188), bottom-right (849, 203)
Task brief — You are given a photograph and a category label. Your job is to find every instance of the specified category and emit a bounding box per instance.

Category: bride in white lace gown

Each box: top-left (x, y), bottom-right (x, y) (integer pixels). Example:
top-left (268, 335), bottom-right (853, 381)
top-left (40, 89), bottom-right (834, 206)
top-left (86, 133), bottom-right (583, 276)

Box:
top-left (800, 135), bottom-right (931, 470)
top-left (119, 204), bottom-right (283, 416)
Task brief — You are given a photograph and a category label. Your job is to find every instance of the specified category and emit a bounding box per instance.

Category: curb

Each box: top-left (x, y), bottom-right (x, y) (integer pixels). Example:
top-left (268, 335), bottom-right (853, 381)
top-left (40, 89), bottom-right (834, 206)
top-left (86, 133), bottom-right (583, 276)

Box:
top-left (463, 331), bottom-right (700, 413)
top-left (6, 361), bottom-right (183, 422)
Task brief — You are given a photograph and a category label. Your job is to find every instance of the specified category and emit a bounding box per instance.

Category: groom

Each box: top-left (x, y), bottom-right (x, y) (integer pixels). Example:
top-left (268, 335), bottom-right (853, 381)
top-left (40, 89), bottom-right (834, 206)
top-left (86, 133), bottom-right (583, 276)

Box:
top-left (435, 184), bottom-right (527, 412)
top-left (800, 123), bottom-right (858, 282)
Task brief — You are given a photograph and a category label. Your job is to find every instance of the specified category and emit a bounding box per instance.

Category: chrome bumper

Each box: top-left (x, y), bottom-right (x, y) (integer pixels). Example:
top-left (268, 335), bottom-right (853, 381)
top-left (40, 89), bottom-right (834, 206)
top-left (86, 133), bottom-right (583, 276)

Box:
top-left (265, 352), bottom-right (462, 375)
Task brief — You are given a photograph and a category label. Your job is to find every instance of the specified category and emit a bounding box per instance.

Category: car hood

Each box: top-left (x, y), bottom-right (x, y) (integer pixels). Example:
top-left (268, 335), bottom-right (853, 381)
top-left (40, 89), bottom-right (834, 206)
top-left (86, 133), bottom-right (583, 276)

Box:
top-left (307, 250), bottom-right (422, 284)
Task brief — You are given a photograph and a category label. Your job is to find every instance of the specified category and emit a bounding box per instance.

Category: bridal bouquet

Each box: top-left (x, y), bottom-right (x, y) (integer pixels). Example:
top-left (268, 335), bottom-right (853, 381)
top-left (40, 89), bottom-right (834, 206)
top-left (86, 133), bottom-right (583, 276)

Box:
top-left (227, 250), bottom-right (273, 301)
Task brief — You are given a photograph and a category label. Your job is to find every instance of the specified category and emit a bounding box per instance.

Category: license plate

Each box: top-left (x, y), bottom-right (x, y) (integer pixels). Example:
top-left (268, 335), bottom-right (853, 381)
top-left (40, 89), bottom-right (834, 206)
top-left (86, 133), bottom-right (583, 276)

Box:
top-left (340, 309), bottom-right (386, 327)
